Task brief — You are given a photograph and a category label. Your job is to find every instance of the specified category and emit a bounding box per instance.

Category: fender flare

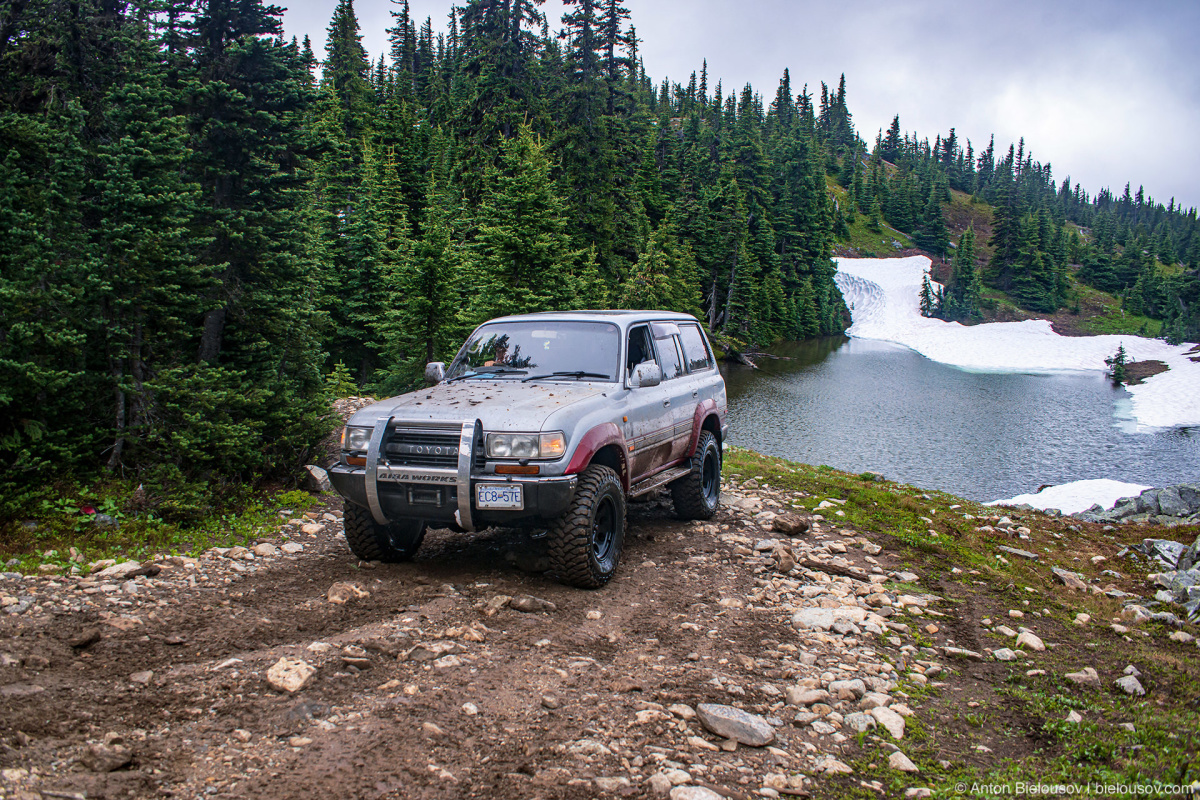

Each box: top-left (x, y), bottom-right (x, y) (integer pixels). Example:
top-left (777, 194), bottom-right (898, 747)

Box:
top-left (564, 422), bottom-right (628, 488)
top-left (685, 399), bottom-right (719, 457)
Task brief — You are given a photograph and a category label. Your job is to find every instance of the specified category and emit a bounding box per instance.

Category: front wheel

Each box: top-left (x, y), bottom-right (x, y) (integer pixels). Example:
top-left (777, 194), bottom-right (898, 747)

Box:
top-left (343, 503), bottom-right (426, 563)
top-left (548, 465), bottom-right (626, 588)
top-left (671, 430), bottom-right (721, 520)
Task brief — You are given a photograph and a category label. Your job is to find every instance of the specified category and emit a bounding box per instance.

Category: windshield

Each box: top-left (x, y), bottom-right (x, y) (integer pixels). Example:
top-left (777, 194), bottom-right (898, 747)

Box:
top-left (446, 321), bottom-right (621, 382)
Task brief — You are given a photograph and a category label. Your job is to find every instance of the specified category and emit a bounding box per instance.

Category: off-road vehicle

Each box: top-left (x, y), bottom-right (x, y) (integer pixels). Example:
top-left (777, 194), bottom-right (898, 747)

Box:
top-left (329, 310), bottom-right (728, 588)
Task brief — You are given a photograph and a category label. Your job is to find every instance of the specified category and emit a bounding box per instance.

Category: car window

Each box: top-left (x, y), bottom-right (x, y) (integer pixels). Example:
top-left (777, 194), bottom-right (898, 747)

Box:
top-left (626, 326), bottom-right (654, 375)
top-left (653, 329), bottom-right (685, 380)
top-left (679, 324), bottom-right (714, 372)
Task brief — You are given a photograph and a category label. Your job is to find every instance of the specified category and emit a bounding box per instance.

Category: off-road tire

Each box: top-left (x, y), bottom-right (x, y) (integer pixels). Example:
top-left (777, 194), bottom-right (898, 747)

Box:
top-left (671, 430), bottom-right (721, 520)
top-left (343, 502), bottom-right (426, 563)
top-left (548, 465), bottom-right (626, 588)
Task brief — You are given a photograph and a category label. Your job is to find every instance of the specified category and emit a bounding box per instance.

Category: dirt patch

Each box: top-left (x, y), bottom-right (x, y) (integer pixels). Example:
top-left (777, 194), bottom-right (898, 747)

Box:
top-left (1123, 360), bottom-right (1169, 385)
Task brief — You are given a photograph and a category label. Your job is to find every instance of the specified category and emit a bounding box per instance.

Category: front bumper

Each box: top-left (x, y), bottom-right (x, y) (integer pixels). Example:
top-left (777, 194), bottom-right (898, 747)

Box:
top-left (329, 416), bottom-right (578, 529)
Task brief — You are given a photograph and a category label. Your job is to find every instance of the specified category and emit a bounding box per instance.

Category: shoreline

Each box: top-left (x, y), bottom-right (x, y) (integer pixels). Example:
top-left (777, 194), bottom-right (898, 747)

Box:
top-left (833, 256), bottom-right (1200, 432)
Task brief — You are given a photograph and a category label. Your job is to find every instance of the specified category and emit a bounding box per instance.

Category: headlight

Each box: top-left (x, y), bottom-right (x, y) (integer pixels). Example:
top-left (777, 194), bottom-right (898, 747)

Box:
top-left (342, 426), bottom-right (373, 452)
top-left (486, 432), bottom-right (566, 460)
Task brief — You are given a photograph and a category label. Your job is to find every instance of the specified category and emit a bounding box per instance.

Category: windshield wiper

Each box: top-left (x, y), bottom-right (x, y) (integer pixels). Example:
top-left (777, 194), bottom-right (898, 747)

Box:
top-left (447, 366), bottom-right (529, 382)
top-left (522, 371), bottom-right (611, 382)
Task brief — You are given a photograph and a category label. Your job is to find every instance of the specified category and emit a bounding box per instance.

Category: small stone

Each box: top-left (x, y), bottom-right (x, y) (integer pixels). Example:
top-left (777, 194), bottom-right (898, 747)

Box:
top-left (992, 648), bottom-right (1017, 661)
top-left (586, 610), bottom-right (603, 620)
top-left (462, 702), bottom-right (480, 715)
top-left (1065, 710), bottom-right (1082, 723)
top-left (70, 628), bottom-right (103, 649)
top-left (1074, 613), bottom-right (1091, 626)
top-left (326, 582), bottom-right (368, 604)
top-left (649, 773), bottom-right (673, 794)
top-left (924, 623), bottom-right (938, 634)
top-left (1119, 722), bottom-right (1136, 732)
top-left (1065, 667), bottom-right (1101, 688)
top-left (288, 736), bottom-right (312, 747)
top-left (1115, 675), bottom-right (1145, 696)
top-left (906, 789), bottom-right (934, 799)
top-left (509, 595), bottom-right (556, 613)
top-left (281, 542), bottom-right (304, 554)
top-left (301, 523), bottom-right (323, 536)
top-left (687, 735), bottom-right (719, 751)
top-left (541, 695), bottom-right (560, 709)
top-left (422, 722), bottom-right (446, 737)
top-left (668, 703), bottom-right (696, 720)
top-left (80, 743), bottom-right (132, 772)
top-left (869, 706), bottom-right (905, 739)
top-left (819, 757), bottom-right (854, 775)
top-left (670, 787), bottom-right (724, 800)
top-left (266, 657), bottom-right (315, 693)
top-left (233, 729), bottom-right (252, 742)
top-left (252, 543), bottom-right (277, 557)
top-left (1169, 631), bottom-right (1194, 643)
top-left (1015, 631), bottom-right (1045, 651)
top-left (695, 703), bottom-right (775, 746)
top-left (595, 777), bottom-right (631, 792)
top-left (888, 751), bottom-right (919, 772)
top-left (129, 670), bottom-right (153, 685)
top-left (843, 712), bottom-right (876, 733)
top-left (785, 687), bottom-right (829, 706)
top-left (772, 513), bottom-right (809, 536)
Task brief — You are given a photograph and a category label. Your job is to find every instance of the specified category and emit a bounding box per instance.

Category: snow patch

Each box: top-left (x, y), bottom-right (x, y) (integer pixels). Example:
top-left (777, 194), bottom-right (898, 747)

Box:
top-left (984, 479), bottom-right (1153, 515)
top-left (833, 256), bottom-right (1200, 431)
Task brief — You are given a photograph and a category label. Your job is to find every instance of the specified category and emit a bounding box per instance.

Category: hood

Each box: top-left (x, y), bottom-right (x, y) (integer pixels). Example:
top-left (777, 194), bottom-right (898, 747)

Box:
top-left (346, 380), bottom-right (615, 430)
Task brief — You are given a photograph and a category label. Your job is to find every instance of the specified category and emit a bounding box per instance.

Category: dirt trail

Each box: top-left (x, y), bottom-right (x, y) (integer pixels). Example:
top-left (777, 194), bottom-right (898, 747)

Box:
top-left (1, 488), bottom-right (934, 800)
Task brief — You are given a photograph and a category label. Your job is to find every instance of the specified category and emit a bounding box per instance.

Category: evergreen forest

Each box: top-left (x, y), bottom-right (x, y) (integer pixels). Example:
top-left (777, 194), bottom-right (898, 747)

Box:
top-left (2, 0), bottom-right (1198, 513)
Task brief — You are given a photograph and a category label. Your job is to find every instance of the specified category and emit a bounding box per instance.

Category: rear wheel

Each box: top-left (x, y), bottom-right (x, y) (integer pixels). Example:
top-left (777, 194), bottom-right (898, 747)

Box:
top-left (548, 465), bottom-right (626, 588)
top-left (671, 430), bottom-right (721, 520)
top-left (343, 503), bottom-right (426, 563)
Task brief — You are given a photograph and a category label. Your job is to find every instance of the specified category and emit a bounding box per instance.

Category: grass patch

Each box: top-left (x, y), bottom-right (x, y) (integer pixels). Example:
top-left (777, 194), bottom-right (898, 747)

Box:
top-left (0, 479), bottom-right (327, 573)
top-left (721, 446), bottom-right (1200, 795)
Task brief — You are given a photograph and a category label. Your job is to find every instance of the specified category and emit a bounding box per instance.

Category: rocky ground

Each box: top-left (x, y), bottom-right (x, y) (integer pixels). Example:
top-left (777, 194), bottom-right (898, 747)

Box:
top-left (1, 465), bottom-right (1198, 800)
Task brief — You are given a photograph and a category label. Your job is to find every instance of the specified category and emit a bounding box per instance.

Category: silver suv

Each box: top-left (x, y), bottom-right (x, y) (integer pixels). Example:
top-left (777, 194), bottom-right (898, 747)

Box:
top-left (329, 310), bottom-right (728, 588)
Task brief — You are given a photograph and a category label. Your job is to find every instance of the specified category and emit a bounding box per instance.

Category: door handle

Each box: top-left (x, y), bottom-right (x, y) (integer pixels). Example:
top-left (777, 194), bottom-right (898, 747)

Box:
top-left (692, 389), bottom-right (699, 398)
top-left (663, 399), bottom-right (671, 407)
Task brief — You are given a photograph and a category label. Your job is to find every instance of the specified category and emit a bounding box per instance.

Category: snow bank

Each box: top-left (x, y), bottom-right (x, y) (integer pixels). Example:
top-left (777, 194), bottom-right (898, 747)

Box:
top-left (984, 479), bottom-right (1152, 515)
top-left (834, 256), bottom-right (1200, 431)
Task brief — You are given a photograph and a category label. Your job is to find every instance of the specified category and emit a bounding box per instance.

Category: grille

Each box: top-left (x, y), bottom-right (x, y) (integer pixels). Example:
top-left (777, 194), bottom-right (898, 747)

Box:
top-left (384, 426), bottom-right (461, 469)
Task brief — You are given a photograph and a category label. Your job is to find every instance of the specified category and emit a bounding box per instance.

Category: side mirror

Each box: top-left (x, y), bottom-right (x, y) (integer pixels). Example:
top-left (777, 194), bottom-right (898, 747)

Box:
top-left (424, 362), bottom-right (446, 384)
top-left (629, 362), bottom-right (662, 389)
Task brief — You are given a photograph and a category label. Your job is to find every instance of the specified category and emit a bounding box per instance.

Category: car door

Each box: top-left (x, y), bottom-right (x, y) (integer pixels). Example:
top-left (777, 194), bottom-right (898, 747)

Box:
top-left (649, 322), bottom-right (696, 465)
top-left (624, 324), bottom-right (673, 481)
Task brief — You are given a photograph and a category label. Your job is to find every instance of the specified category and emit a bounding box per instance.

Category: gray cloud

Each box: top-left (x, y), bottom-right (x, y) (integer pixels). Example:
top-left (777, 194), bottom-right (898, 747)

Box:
top-left (281, 0), bottom-right (1200, 208)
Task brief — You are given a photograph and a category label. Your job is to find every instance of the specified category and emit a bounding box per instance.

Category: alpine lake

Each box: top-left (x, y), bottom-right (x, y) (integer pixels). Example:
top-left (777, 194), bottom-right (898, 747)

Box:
top-left (720, 337), bottom-right (1200, 504)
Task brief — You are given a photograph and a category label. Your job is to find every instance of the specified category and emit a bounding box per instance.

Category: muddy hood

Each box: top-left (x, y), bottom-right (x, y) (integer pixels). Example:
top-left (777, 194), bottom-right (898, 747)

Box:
top-left (345, 381), bottom-right (616, 431)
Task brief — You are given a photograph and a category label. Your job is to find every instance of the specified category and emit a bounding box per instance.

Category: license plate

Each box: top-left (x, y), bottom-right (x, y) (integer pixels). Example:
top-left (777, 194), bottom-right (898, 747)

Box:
top-left (476, 483), bottom-right (523, 510)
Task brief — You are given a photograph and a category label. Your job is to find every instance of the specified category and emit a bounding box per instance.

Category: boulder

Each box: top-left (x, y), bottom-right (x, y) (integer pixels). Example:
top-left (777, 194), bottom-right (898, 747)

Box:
top-left (1157, 487), bottom-right (1190, 518)
top-left (1137, 489), bottom-right (1161, 515)
top-left (304, 464), bottom-right (332, 493)
top-left (771, 513), bottom-right (809, 536)
top-left (695, 703), bottom-right (775, 747)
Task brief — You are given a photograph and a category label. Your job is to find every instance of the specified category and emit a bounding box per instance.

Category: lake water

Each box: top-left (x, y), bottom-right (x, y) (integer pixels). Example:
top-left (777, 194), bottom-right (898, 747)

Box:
top-left (720, 337), bottom-right (1200, 503)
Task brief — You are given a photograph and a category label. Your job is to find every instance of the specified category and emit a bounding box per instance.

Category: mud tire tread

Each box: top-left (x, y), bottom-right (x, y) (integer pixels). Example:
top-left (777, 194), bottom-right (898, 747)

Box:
top-left (343, 503), bottom-right (425, 563)
top-left (671, 430), bottom-right (721, 520)
top-left (548, 465), bottom-right (625, 589)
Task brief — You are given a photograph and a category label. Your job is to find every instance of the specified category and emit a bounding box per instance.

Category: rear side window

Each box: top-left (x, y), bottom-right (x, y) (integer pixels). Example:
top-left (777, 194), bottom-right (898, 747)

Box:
top-left (651, 324), bottom-right (685, 380)
top-left (679, 324), bottom-right (714, 372)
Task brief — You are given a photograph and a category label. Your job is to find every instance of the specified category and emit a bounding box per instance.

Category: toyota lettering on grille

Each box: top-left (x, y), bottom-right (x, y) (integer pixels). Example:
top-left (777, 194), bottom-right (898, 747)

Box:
top-left (396, 443), bottom-right (452, 456)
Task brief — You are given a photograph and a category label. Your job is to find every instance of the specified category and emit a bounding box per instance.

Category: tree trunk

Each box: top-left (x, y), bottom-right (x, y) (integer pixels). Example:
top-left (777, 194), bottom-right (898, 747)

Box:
top-left (198, 306), bottom-right (226, 364)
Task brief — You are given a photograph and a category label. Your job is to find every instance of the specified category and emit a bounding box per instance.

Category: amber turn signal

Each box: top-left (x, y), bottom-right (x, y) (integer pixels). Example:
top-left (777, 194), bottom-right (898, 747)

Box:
top-left (495, 464), bottom-right (540, 475)
top-left (346, 456), bottom-right (367, 467)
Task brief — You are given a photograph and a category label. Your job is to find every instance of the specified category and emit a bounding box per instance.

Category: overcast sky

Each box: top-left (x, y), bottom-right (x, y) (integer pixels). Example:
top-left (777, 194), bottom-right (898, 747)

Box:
top-left (281, 0), bottom-right (1200, 210)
